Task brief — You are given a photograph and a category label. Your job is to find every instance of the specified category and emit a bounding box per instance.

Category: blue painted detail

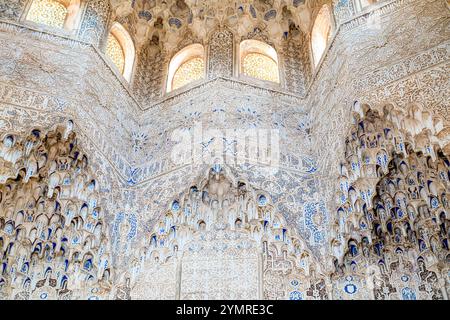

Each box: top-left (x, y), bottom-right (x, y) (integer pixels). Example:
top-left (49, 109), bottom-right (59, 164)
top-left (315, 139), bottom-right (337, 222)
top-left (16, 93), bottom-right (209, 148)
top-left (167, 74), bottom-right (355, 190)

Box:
top-left (402, 287), bottom-right (416, 300)
top-left (172, 200), bottom-right (180, 212)
top-left (258, 194), bottom-right (267, 206)
top-left (344, 283), bottom-right (357, 294)
top-left (289, 291), bottom-right (303, 300)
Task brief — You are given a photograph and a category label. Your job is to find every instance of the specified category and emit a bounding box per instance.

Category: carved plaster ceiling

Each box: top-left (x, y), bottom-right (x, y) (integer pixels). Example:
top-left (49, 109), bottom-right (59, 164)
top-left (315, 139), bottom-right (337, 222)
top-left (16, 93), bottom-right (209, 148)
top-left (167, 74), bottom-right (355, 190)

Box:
top-left (110, 0), bottom-right (332, 49)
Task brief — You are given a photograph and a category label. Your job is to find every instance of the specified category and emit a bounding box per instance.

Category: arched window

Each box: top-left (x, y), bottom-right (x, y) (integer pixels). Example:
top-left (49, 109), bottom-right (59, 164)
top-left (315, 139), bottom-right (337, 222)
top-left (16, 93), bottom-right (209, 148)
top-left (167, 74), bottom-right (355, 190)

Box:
top-left (356, 0), bottom-right (379, 11)
top-left (239, 40), bottom-right (280, 83)
top-left (311, 5), bottom-right (333, 67)
top-left (25, 0), bottom-right (81, 31)
top-left (106, 22), bottom-right (135, 82)
top-left (167, 44), bottom-right (205, 92)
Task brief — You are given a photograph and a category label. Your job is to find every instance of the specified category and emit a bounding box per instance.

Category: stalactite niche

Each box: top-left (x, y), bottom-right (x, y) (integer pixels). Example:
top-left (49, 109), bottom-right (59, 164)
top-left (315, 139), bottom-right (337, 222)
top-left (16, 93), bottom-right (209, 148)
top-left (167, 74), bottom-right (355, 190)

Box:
top-left (0, 122), bottom-right (113, 300)
top-left (330, 102), bottom-right (450, 300)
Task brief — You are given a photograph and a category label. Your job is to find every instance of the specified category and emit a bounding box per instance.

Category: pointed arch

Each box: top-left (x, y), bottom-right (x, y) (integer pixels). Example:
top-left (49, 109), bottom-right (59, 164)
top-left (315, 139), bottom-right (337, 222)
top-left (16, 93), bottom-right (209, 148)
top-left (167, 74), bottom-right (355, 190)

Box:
top-left (166, 44), bottom-right (206, 92)
top-left (25, 0), bottom-right (82, 31)
top-left (239, 39), bottom-right (280, 83)
top-left (106, 22), bottom-right (136, 82)
top-left (356, 0), bottom-right (380, 11)
top-left (311, 5), bottom-right (333, 67)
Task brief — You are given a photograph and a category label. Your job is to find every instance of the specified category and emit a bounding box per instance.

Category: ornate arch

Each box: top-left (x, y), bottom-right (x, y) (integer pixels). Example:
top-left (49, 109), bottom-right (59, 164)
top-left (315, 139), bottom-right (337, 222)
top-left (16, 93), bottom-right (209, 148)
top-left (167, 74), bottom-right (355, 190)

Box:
top-left (119, 165), bottom-right (326, 300)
